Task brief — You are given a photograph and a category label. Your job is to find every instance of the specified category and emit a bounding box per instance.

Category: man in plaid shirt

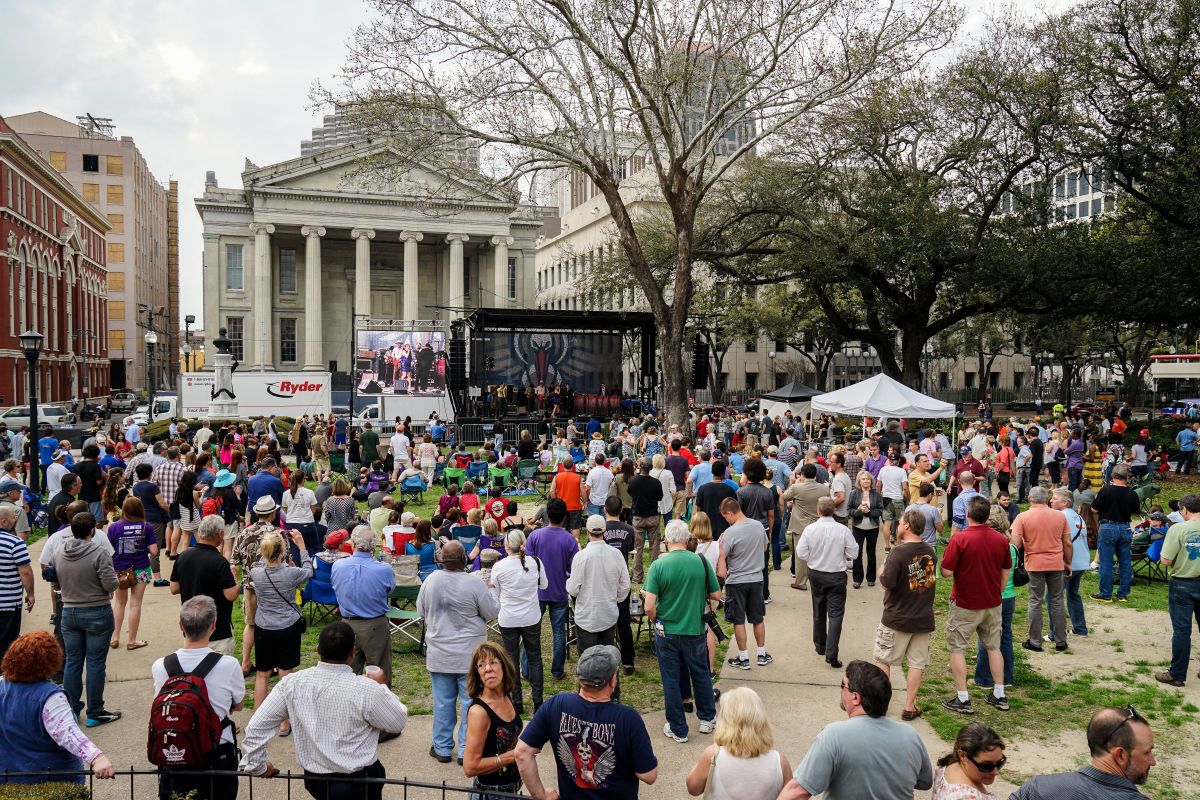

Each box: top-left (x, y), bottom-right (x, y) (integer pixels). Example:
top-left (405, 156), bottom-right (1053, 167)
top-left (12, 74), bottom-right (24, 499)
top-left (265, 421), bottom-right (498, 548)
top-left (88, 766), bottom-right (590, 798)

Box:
top-left (152, 447), bottom-right (186, 556)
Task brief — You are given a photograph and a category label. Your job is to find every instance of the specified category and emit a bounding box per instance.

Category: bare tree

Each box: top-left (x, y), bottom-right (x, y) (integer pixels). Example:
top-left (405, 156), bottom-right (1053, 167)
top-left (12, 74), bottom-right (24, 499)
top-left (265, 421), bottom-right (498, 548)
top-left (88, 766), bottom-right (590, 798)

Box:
top-left (320, 0), bottom-right (959, 423)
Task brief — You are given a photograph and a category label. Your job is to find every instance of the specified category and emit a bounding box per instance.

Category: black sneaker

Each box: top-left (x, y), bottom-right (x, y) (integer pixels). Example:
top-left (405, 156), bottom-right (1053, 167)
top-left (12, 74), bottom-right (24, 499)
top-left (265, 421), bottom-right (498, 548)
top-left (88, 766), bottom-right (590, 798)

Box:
top-left (757, 652), bottom-right (774, 666)
top-left (985, 693), bottom-right (1010, 711)
top-left (85, 710), bottom-right (122, 727)
top-left (1090, 593), bottom-right (1113, 604)
top-left (942, 696), bottom-right (975, 715)
top-left (1021, 640), bottom-right (1044, 653)
top-left (727, 656), bottom-right (751, 671)
top-left (428, 746), bottom-right (452, 763)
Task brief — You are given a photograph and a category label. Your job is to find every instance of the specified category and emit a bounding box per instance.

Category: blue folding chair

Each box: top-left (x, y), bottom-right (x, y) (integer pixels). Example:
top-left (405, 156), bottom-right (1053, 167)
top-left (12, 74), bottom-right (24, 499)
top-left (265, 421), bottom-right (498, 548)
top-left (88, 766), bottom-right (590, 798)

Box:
top-left (400, 474), bottom-right (427, 504)
top-left (300, 558), bottom-right (340, 626)
top-left (466, 461), bottom-right (489, 486)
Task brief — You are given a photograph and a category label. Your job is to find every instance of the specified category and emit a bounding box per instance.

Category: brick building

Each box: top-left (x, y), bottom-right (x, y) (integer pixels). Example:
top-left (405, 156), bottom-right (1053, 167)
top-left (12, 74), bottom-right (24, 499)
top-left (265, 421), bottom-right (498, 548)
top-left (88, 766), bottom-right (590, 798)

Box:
top-left (0, 116), bottom-right (110, 406)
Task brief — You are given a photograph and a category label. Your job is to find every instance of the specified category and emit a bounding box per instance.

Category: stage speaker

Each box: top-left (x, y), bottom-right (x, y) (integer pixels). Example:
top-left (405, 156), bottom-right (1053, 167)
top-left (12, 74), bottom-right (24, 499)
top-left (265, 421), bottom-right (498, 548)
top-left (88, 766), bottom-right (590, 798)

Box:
top-left (691, 335), bottom-right (710, 390)
top-left (362, 379), bottom-right (382, 394)
top-left (394, 379), bottom-right (409, 395)
top-left (448, 339), bottom-right (467, 390)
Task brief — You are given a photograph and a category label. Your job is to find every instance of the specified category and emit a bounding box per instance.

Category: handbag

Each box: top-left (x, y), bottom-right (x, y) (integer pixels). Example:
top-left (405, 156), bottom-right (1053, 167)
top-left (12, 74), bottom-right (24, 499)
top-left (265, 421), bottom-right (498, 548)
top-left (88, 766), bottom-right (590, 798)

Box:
top-left (117, 566), bottom-right (137, 590)
top-left (263, 564), bottom-right (307, 634)
top-left (702, 746), bottom-right (721, 800)
top-left (1012, 547), bottom-right (1030, 588)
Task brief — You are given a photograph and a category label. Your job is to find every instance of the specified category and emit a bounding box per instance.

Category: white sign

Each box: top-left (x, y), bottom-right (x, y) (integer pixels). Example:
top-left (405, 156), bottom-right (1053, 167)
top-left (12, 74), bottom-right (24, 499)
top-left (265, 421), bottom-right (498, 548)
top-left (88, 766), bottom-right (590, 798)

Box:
top-left (179, 372), bottom-right (332, 419)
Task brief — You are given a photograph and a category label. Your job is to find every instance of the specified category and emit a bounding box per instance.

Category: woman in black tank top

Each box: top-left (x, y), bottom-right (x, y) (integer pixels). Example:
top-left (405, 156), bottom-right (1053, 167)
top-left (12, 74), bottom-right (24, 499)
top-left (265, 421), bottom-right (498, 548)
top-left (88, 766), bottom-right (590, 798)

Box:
top-left (463, 642), bottom-right (523, 799)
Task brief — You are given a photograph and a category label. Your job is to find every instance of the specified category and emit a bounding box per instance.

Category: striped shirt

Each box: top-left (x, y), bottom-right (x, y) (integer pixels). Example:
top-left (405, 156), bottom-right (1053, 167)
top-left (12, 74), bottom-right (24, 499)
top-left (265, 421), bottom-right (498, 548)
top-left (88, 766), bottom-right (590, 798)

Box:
top-left (0, 530), bottom-right (31, 610)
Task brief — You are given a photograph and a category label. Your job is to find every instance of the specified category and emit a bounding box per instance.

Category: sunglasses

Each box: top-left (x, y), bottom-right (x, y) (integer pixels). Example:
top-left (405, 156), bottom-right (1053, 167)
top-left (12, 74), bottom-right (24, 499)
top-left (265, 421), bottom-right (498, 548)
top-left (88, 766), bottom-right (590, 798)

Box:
top-left (1102, 704), bottom-right (1139, 748)
top-left (966, 754), bottom-right (1006, 773)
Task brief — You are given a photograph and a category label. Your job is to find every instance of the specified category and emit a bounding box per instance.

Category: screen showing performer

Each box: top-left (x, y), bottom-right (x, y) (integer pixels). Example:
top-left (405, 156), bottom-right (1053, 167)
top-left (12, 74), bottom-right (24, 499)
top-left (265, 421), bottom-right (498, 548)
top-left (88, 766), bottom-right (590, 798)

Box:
top-left (356, 328), bottom-right (447, 396)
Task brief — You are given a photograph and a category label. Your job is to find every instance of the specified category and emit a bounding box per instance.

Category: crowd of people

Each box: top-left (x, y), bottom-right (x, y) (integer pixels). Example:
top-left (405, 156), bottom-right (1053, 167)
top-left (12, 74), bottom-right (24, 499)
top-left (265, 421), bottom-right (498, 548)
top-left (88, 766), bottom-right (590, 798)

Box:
top-left (0, 402), bottom-right (1191, 800)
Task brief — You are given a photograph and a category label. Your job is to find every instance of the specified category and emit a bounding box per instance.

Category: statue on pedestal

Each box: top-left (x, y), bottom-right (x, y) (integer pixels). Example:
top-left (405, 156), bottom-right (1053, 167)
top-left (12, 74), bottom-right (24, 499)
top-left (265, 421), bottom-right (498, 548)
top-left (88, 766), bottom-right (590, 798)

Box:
top-left (209, 328), bottom-right (240, 419)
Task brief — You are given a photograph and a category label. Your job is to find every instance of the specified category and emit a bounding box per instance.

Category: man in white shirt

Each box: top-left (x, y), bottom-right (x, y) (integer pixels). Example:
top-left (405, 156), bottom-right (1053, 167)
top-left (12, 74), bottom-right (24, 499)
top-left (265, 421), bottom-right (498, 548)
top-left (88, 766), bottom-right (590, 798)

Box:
top-left (46, 450), bottom-right (71, 496)
top-left (389, 426), bottom-right (412, 481)
top-left (566, 514), bottom-right (631, 697)
top-left (152, 596), bottom-right (244, 800)
top-left (797, 497), bottom-right (859, 669)
top-left (193, 421), bottom-right (213, 451)
top-left (877, 453), bottom-right (909, 550)
top-left (239, 621), bottom-right (408, 798)
top-left (584, 455), bottom-right (614, 517)
top-left (124, 417), bottom-right (141, 445)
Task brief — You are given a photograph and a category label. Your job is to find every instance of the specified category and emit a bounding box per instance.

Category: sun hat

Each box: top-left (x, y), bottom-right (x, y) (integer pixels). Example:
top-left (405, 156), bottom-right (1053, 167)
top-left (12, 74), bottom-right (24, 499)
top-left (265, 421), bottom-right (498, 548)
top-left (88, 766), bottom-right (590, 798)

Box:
top-left (212, 469), bottom-right (236, 488)
top-left (592, 432), bottom-right (603, 439)
top-left (253, 495), bottom-right (279, 515)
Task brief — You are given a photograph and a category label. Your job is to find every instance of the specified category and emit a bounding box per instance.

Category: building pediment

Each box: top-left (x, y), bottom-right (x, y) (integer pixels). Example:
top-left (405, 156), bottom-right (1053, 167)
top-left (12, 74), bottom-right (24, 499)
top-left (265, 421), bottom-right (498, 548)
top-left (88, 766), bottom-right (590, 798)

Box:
top-left (242, 141), bottom-right (515, 206)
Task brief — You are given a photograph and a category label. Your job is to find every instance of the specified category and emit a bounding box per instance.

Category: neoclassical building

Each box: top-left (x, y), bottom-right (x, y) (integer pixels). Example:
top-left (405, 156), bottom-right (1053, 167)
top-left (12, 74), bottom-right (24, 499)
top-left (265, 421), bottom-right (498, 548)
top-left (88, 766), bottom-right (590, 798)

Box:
top-left (195, 140), bottom-right (555, 374)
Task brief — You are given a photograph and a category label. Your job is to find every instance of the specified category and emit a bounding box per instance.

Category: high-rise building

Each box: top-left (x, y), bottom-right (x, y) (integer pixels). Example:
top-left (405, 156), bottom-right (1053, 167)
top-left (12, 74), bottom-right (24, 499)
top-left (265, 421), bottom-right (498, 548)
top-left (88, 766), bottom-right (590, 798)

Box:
top-left (301, 103), bottom-right (481, 171)
top-left (6, 111), bottom-right (177, 392)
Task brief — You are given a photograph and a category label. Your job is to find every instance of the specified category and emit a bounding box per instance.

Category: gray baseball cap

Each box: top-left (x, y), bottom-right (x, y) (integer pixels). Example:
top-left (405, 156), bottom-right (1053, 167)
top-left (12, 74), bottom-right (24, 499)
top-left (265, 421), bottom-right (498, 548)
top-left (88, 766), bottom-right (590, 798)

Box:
top-left (0, 479), bottom-right (23, 494)
top-left (577, 645), bottom-right (621, 688)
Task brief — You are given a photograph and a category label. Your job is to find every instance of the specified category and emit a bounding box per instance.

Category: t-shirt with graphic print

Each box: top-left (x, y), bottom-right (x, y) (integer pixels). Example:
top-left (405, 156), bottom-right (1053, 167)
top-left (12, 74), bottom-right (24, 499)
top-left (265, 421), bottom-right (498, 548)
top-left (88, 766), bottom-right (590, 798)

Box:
top-left (519, 692), bottom-right (657, 800)
top-left (878, 541), bottom-right (937, 633)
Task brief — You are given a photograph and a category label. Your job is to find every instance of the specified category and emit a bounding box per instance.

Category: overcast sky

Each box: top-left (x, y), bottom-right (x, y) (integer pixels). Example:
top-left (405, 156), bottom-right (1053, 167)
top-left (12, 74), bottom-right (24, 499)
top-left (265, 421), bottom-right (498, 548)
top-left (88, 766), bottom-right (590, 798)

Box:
top-left (1, 0), bottom-right (1075, 330)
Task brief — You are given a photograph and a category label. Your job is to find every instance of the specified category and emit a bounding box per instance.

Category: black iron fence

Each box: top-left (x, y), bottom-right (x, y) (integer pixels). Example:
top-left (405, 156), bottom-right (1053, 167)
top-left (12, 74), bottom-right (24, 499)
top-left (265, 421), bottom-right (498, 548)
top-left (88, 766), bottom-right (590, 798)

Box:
top-left (0, 769), bottom-right (530, 799)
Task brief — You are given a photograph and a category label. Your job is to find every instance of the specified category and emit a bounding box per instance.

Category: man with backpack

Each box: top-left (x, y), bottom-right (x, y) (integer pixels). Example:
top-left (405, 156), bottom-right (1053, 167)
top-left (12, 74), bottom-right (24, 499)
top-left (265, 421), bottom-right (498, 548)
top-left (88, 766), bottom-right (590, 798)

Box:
top-left (149, 595), bottom-right (244, 800)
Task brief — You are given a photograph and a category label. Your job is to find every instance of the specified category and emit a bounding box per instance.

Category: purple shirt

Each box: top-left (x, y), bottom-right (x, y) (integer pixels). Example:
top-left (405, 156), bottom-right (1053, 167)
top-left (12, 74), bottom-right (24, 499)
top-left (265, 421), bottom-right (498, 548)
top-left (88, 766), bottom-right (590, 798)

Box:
top-left (1064, 438), bottom-right (1085, 469)
top-left (525, 526), bottom-right (579, 603)
top-left (664, 454), bottom-right (689, 490)
top-left (107, 519), bottom-right (156, 572)
top-left (864, 453), bottom-right (888, 478)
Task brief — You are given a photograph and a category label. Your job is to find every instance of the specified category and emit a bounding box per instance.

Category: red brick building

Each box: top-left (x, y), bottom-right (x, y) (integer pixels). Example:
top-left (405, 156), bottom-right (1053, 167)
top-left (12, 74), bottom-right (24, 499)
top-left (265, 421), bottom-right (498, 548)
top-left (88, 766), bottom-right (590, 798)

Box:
top-left (0, 116), bottom-right (110, 407)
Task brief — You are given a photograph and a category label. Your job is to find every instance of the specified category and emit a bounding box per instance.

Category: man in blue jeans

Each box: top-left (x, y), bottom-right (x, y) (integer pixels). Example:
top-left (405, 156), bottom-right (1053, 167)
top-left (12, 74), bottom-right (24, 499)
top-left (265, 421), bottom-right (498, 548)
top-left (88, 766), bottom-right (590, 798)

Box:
top-left (1090, 465), bottom-right (1140, 603)
top-left (1155, 494), bottom-right (1200, 686)
top-left (525, 499), bottom-right (579, 679)
top-left (643, 519), bottom-right (721, 743)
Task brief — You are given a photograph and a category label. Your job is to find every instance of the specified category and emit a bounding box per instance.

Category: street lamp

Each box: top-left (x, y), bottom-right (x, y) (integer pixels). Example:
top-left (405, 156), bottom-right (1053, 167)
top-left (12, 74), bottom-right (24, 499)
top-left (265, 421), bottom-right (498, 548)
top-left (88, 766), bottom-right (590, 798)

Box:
top-left (145, 329), bottom-right (158, 423)
top-left (767, 351), bottom-right (777, 389)
top-left (19, 330), bottom-right (43, 496)
top-left (184, 314), bottom-right (196, 373)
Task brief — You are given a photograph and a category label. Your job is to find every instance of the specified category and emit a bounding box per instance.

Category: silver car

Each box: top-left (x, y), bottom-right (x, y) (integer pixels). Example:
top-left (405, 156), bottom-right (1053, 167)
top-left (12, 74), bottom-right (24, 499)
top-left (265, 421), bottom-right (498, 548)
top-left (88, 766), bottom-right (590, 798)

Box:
top-left (0, 404), bottom-right (74, 430)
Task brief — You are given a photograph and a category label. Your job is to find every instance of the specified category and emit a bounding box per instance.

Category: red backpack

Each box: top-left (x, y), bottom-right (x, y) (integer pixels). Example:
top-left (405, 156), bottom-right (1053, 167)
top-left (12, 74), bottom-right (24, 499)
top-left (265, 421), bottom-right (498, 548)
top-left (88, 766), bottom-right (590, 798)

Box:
top-left (147, 652), bottom-right (228, 767)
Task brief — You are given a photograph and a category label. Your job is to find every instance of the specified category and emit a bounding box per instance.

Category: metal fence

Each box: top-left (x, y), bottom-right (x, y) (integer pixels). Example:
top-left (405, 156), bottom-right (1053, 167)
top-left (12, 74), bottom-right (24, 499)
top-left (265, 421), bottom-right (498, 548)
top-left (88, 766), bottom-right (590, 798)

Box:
top-left (0, 768), bottom-right (529, 799)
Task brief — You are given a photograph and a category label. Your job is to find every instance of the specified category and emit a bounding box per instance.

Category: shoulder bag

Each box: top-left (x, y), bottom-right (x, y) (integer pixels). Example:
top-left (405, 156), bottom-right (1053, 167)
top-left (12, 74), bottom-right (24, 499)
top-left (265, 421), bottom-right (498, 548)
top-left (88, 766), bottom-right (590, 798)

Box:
top-left (1012, 547), bottom-right (1030, 588)
top-left (262, 563), bottom-right (307, 633)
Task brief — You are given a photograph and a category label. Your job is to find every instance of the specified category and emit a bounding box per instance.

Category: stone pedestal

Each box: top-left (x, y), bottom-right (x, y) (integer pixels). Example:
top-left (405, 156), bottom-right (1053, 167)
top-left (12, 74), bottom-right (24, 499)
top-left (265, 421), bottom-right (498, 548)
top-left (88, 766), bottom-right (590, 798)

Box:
top-left (209, 327), bottom-right (240, 419)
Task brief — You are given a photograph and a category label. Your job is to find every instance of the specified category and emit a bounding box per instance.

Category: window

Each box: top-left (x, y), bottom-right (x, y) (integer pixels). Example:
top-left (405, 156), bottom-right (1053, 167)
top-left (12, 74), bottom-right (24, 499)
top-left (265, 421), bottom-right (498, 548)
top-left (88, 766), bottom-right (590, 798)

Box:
top-left (1066, 172), bottom-right (1076, 197)
top-left (939, 371), bottom-right (949, 389)
top-left (106, 213), bottom-right (124, 233)
top-left (1013, 373), bottom-right (1025, 390)
top-left (226, 317), bottom-right (244, 361)
top-left (1066, 204), bottom-right (1076, 220)
top-left (965, 372), bottom-right (976, 388)
top-left (280, 318), bottom-right (297, 362)
top-left (774, 341), bottom-right (788, 353)
top-left (108, 272), bottom-right (125, 292)
top-left (745, 372), bottom-right (758, 391)
top-left (48, 152), bottom-right (66, 172)
top-left (1092, 198), bottom-right (1102, 216)
top-left (109, 301), bottom-right (126, 320)
top-left (1104, 195), bottom-right (1115, 212)
top-left (109, 329), bottom-right (125, 349)
top-left (82, 183), bottom-right (100, 203)
top-left (1055, 174), bottom-right (1065, 200)
top-left (82, 154), bottom-right (99, 172)
top-left (279, 248), bottom-right (297, 293)
top-left (507, 256), bottom-right (518, 300)
top-left (106, 184), bottom-right (124, 205)
top-left (105, 155), bottom-right (123, 175)
top-left (1078, 201), bottom-right (1089, 218)
top-left (989, 371), bottom-right (1000, 388)
top-left (107, 243), bottom-right (124, 263)
top-left (745, 338), bottom-right (757, 353)
top-left (1079, 169), bottom-right (1090, 194)
top-left (225, 244), bottom-right (244, 290)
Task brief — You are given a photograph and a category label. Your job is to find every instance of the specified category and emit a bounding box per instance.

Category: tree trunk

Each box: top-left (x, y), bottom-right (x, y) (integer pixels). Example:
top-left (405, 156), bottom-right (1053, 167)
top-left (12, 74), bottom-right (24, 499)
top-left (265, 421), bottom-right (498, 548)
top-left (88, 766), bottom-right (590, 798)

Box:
top-left (900, 334), bottom-right (927, 390)
top-left (660, 327), bottom-right (689, 428)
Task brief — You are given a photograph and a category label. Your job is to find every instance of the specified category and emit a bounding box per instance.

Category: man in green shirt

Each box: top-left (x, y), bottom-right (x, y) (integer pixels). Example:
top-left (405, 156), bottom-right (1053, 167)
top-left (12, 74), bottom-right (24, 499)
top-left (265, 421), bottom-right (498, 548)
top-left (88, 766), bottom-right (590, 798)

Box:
top-left (359, 422), bottom-right (381, 466)
top-left (643, 519), bottom-right (721, 743)
top-left (1156, 494), bottom-right (1200, 687)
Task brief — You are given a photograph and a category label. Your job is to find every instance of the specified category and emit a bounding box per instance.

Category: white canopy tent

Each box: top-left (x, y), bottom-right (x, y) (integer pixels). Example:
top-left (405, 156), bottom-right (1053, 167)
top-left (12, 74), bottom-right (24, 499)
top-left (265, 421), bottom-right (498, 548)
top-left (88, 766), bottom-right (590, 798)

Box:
top-left (810, 373), bottom-right (957, 419)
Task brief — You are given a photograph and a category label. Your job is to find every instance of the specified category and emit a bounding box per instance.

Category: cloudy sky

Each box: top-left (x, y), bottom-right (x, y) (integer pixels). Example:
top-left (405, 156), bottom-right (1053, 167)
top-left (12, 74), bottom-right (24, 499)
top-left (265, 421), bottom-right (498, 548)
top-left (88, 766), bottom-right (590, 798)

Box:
top-left (1, 0), bottom-right (1075, 328)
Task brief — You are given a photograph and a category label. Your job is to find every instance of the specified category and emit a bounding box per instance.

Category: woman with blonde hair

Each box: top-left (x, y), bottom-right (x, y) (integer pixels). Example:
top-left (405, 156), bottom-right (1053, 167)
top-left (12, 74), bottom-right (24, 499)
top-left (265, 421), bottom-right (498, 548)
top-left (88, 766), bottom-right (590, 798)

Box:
top-left (250, 528), bottom-right (312, 737)
top-left (649, 453), bottom-right (676, 524)
top-left (690, 511), bottom-right (721, 676)
top-left (685, 686), bottom-right (789, 799)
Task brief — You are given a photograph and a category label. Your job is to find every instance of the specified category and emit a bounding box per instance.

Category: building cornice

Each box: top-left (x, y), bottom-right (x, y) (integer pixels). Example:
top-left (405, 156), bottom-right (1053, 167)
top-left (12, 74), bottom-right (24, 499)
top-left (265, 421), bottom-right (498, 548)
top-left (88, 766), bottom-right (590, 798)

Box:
top-left (0, 133), bottom-right (112, 232)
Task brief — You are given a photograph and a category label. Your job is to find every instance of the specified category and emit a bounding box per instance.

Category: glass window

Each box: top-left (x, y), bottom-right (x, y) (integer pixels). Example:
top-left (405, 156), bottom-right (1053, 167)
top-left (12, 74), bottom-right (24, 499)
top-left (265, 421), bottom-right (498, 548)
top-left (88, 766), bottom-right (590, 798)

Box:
top-left (1066, 204), bottom-right (1076, 220)
top-left (964, 372), bottom-right (976, 388)
top-left (1104, 194), bottom-right (1115, 212)
top-left (226, 317), bottom-right (244, 361)
top-left (1079, 169), bottom-right (1090, 194)
top-left (508, 256), bottom-right (518, 300)
top-left (280, 318), bottom-right (297, 362)
top-left (1078, 201), bottom-right (1089, 218)
top-left (745, 372), bottom-right (758, 391)
top-left (745, 338), bottom-right (757, 353)
top-left (279, 248), bottom-right (297, 293)
top-left (82, 154), bottom-right (99, 172)
top-left (226, 244), bottom-right (244, 290)
top-left (1055, 175), bottom-right (1065, 199)
top-left (1092, 198), bottom-right (1102, 216)
top-left (1055, 206), bottom-right (1065, 223)
top-left (774, 341), bottom-right (788, 353)
top-left (1066, 173), bottom-right (1076, 197)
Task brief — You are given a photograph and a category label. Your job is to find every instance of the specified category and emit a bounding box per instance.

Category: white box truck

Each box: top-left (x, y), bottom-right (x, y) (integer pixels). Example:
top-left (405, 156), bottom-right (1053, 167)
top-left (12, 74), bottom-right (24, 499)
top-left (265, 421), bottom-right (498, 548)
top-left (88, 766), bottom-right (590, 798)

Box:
top-left (179, 372), bottom-right (332, 419)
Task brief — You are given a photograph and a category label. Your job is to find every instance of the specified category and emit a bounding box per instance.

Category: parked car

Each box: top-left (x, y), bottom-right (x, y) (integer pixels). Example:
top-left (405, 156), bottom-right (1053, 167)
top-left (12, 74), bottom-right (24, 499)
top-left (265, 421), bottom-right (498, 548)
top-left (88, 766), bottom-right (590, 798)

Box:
top-left (1071, 401), bottom-right (1105, 416)
top-left (0, 404), bottom-right (74, 430)
top-left (1160, 398), bottom-right (1200, 420)
top-left (110, 391), bottom-right (138, 414)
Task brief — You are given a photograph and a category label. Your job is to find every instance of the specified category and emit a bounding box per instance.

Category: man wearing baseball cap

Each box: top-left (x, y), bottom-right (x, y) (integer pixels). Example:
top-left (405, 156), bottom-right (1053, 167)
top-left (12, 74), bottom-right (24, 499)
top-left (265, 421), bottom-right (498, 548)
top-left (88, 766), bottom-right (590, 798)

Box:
top-left (515, 645), bottom-right (658, 800)
top-left (0, 479), bottom-right (31, 540)
top-left (566, 516), bottom-right (631, 695)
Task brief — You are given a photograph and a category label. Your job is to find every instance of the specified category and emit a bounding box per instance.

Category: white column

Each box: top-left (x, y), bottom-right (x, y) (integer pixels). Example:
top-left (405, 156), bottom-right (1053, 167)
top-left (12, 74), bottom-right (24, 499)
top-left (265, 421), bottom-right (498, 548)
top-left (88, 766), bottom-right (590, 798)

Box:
top-left (491, 235), bottom-right (513, 308)
top-left (249, 222), bottom-right (275, 370)
top-left (446, 233), bottom-right (469, 317)
top-left (351, 228), bottom-right (375, 318)
top-left (400, 230), bottom-right (423, 319)
top-left (301, 226), bottom-right (326, 370)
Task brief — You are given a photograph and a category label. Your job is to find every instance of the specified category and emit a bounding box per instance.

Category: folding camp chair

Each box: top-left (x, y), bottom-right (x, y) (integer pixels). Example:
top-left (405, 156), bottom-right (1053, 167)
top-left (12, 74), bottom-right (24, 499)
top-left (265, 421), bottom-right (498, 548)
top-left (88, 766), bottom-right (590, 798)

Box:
top-left (1132, 533), bottom-right (1169, 585)
top-left (515, 459), bottom-right (539, 490)
top-left (466, 461), bottom-right (489, 486)
top-left (443, 466), bottom-right (466, 488)
top-left (489, 465), bottom-right (513, 491)
top-left (534, 469), bottom-right (556, 502)
top-left (388, 583), bottom-right (424, 653)
top-left (300, 558), bottom-right (340, 626)
top-left (400, 474), bottom-right (426, 504)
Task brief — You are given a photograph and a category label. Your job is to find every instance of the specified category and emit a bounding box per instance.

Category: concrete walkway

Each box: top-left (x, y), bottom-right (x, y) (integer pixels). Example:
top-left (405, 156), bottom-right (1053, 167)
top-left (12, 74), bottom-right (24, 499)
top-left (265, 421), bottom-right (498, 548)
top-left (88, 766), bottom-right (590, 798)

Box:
top-left (25, 539), bottom-right (1017, 798)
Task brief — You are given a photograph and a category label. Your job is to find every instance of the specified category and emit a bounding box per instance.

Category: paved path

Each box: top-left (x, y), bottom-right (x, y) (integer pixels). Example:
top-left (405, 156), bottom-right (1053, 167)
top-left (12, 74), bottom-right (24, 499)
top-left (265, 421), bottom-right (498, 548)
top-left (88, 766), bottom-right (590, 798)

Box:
top-left (25, 540), bottom-right (1017, 798)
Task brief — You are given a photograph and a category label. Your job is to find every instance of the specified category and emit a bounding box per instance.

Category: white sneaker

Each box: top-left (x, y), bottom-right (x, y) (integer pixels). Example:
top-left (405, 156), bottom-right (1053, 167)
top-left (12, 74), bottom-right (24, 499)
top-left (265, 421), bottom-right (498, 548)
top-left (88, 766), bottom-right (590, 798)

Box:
top-left (663, 722), bottom-right (688, 743)
top-left (699, 719), bottom-right (715, 734)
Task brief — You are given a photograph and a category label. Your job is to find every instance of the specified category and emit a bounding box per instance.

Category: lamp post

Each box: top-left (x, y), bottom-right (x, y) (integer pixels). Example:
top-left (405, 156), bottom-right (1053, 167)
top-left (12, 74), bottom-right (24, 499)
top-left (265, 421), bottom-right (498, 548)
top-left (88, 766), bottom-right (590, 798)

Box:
top-left (19, 330), bottom-right (43, 496)
top-left (184, 314), bottom-right (196, 373)
top-left (145, 329), bottom-right (158, 423)
top-left (767, 351), bottom-right (777, 390)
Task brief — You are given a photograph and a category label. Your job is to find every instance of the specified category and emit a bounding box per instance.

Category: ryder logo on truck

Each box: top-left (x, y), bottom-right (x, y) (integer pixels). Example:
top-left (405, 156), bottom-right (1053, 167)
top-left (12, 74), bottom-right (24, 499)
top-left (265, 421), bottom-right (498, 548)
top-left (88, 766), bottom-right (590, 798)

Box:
top-left (266, 380), bottom-right (324, 399)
